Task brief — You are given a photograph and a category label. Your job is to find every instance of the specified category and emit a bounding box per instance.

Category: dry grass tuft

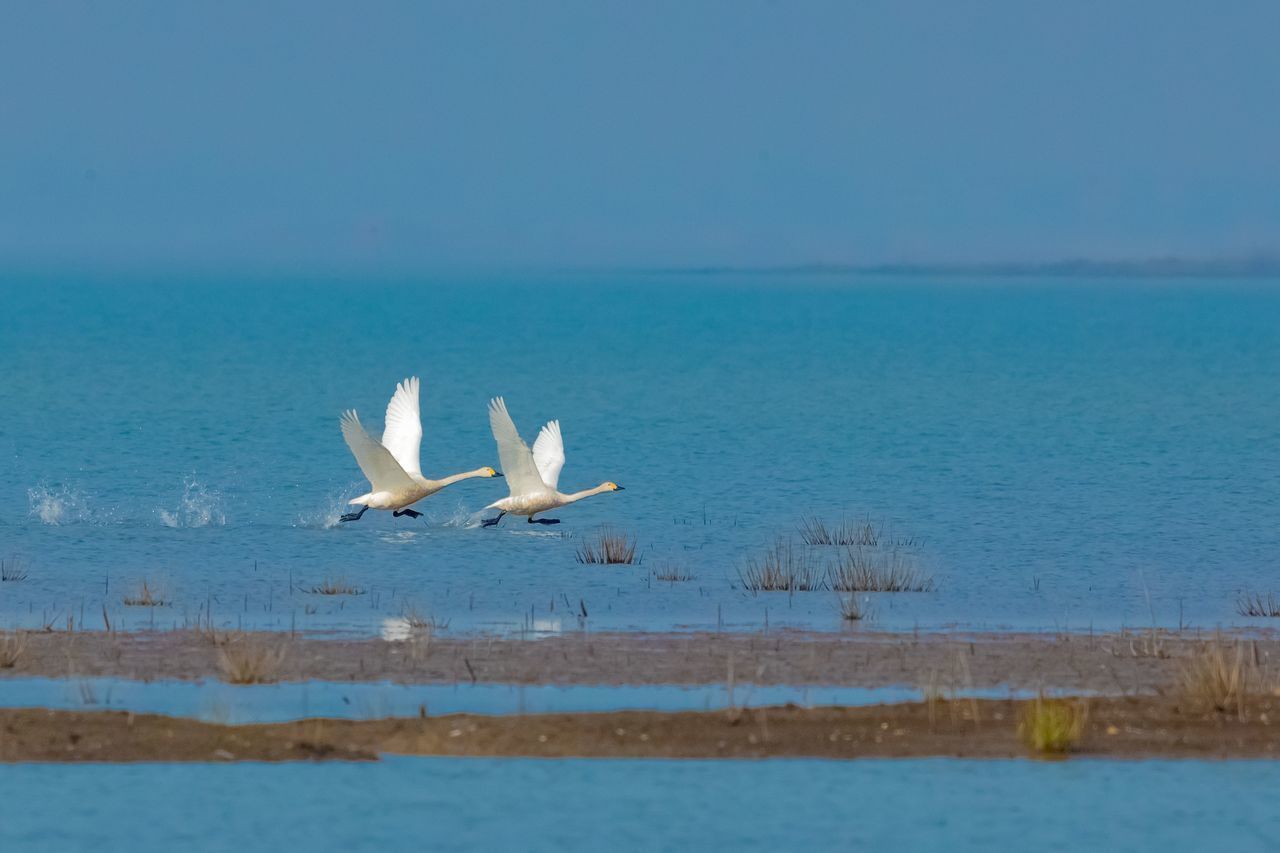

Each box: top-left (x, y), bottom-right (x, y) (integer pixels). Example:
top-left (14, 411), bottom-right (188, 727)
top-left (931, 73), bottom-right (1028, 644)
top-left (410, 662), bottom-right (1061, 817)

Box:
top-left (1236, 592), bottom-right (1280, 618)
top-left (575, 526), bottom-right (639, 565)
top-left (738, 539), bottom-right (824, 592)
top-left (122, 579), bottom-right (168, 607)
top-left (0, 558), bottom-right (29, 582)
top-left (1018, 694), bottom-right (1088, 755)
top-left (0, 632), bottom-right (28, 668)
top-left (838, 592), bottom-right (871, 621)
top-left (1179, 640), bottom-right (1256, 715)
top-left (798, 516), bottom-right (924, 548)
top-left (218, 638), bottom-right (288, 684)
top-left (653, 562), bottom-right (696, 582)
top-left (828, 547), bottom-right (934, 592)
top-left (306, 576), bottom-right (366, 596)
top-left (799, 516), bottom-right (878, 547)
top-left (401, 604), bottom-right (449, 632)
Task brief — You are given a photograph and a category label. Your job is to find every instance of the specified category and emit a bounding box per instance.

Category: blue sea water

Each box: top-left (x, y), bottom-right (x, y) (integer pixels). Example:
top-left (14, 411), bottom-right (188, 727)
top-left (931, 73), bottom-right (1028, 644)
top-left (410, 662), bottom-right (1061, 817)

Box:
top-left (2, 273), bottom-right (1278, 635)
top-left (1, 756), bottom-right (1277, 852)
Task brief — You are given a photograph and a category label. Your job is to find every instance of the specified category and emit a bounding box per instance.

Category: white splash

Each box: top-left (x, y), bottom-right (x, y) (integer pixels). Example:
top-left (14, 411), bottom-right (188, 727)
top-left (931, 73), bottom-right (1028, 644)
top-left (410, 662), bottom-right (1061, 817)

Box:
top-left (27, 484), bottom-right (92, 525)
top-left (377, 530), bottom-right (419, 545)
top-left (295, 491), bottom-right (351, 529)
top-left (158, 477), bottom-right (226, 528)
top-left (434, 500), bottom-right (482, 529)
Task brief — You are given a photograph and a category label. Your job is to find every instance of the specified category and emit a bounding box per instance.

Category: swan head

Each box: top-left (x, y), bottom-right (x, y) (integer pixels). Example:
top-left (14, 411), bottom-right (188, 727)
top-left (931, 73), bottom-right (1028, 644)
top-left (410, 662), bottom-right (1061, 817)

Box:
top-left (483, 466), bottom-right (502, 478)
top-left (603, 481), bottom-right (625, 491)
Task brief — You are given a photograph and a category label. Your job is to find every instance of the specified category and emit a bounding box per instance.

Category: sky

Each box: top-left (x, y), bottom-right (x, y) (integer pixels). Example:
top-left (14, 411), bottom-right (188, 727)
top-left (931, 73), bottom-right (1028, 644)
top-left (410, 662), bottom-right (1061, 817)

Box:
top-left (1, 1), bottom-right (1278, 273)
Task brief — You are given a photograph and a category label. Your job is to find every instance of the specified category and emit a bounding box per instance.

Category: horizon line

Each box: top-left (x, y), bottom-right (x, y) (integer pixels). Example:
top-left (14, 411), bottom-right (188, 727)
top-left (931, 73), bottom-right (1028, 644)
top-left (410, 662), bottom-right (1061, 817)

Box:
top-left (3, 252), bottom-right (1280, 281)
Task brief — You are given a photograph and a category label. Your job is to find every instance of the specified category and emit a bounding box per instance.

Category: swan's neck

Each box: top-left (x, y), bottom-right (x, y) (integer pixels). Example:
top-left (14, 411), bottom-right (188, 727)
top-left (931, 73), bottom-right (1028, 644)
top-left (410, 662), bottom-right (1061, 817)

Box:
top-left (431, 469), bottom-right (493, 489)
top-left (561, 484), bottom-right (614, 504)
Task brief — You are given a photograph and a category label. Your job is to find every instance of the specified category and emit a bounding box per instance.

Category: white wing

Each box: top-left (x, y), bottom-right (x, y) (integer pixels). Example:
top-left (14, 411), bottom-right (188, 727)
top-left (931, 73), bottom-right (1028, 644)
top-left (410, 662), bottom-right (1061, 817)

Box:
top-left (532, 420), bottom-right (566, 490)
top-left (487, 397), bottom-right (549, 495)
top-left (341, 410), bottom-right (416, 492)
top-left (381, 377), bottom-right (423, 476)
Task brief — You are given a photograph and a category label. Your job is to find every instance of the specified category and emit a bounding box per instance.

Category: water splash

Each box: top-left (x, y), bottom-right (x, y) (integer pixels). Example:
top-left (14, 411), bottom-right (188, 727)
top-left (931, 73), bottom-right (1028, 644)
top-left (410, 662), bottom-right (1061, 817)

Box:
top-left (295, 486), bottom-right (360, 529)
top-left (158, 477), bottom-right (226, 528)
top-left (435, 500), bottom-right (483, 529)
top-left (27, 484), bottom-right (94, 525)
top-left (377, 530), bottom-right (419, 545)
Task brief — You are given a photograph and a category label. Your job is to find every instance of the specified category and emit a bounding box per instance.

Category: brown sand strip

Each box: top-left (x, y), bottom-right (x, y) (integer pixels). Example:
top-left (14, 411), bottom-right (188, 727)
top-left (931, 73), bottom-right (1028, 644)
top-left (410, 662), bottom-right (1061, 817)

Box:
top-left (4, 696), bottom-right (1280, 762)
top-left (5, 628), bottom-right (1275, 693)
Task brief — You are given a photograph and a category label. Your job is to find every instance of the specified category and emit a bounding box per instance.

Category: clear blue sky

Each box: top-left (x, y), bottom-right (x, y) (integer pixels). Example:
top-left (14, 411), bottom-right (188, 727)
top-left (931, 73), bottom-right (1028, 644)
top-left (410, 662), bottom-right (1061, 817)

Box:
top-left (1, 1), bottom-right (1277, 272)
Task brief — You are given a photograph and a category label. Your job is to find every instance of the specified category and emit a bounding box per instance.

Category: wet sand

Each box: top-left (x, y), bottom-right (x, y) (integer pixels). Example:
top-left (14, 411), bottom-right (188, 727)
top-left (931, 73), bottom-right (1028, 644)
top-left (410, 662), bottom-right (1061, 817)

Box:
top-left (4, 694), bottom-right (1280, 762)
top-left (4, 628), bottom-right (1274, 693)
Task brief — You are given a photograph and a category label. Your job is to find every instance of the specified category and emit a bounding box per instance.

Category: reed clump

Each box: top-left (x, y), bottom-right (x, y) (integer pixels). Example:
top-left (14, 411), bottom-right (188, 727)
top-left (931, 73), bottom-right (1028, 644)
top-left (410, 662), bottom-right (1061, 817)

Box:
top-left (738, 539), bottom-right (824, 592)
top-left (306, 576), bottom-right (366, 596)
top-left (653, 562), bottom-right (696, 582)
top-left (828, 547), bottom-right (934, 592)
top-left (401, 604), bottom-right (449, 632)
top-left (0, 632), bottom-right (28, 668)
top-left (798, 516), bottom-right (924, 548)
top-left (122, 579), bottom-right (168, 607)
top-left (1236, 592), bottom-right (1280, 618)
top-left (838, 592), bottom-right (870, 622)
top-left (1179, 640), bottom-right (1258, 716)
top-left (218, 638), bottom-right (288, 684)
top-left (1018, 694), bottom-right (1088, 755)
top-left (0, 558), bottom-right (29, 582)
top-left (575, 526), bottom-right (639, 565)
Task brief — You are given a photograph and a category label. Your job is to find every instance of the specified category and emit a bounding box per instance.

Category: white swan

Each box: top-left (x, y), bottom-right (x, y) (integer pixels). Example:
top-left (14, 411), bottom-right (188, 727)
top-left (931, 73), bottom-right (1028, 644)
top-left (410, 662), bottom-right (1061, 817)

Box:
top-left (339, 377), bottom-right (501, 522)
top-left (481, 396), bottom-right (623, 527)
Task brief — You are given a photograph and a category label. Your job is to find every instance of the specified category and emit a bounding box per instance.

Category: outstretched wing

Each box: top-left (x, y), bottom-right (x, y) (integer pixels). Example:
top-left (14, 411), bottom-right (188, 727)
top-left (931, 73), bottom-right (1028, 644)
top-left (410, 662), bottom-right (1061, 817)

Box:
top-left (532, 420), bottom-right (566, 490)
top-left (381, 377), bottom-right (423, 476)
top-left (341, 410), bottom-right (416, 492)
top-left (487, 397), bottom-right (549, 495)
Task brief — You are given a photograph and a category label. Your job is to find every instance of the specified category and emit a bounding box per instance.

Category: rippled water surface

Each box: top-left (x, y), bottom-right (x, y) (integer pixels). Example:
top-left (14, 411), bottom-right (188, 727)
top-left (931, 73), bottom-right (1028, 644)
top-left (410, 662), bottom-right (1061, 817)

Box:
top-left (3, 274), bottom-right (1278, 634)
top-left (1, 756), bottom-right (1277, 852)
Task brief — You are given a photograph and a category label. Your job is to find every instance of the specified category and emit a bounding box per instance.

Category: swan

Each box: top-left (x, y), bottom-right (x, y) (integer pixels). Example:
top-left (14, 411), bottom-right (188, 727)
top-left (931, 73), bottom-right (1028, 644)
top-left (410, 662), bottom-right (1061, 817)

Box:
top-left (481, 396), bottom-right (624, 527)
top-left (339, 377), bottom-right (501, 522)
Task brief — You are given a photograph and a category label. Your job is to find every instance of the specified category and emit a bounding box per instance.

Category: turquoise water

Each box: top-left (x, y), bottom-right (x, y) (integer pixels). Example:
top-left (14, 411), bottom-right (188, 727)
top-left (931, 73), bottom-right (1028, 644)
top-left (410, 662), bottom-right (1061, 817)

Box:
top-left (0, 677), bottom-right (972, 722)
top-left (1, 756), bottom-right (1277, 852)
top-left (3, 274), bottom-right (1278, 634)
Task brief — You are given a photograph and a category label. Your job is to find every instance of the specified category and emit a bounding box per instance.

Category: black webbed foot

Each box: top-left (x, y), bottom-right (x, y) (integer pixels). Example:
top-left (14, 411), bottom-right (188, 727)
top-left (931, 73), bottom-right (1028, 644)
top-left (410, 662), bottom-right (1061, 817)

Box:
top-left (339, 505), bottom-right (370, 523)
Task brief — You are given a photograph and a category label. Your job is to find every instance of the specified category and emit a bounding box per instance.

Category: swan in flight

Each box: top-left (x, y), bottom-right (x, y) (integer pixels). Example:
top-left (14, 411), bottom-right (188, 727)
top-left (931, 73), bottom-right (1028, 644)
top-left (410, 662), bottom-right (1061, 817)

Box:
top-left (339, 377), bottom-right (501, 522)
top-left (481, 397), bottom-right (623, 527)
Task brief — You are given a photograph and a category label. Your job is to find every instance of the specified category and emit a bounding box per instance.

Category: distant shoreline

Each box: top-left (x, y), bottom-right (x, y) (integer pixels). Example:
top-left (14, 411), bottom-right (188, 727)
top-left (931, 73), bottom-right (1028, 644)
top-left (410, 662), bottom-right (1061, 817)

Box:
top-left (642, 257), bottom-right (1280, 279)
top-left (6, 255), bottom-right (1280, 283)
